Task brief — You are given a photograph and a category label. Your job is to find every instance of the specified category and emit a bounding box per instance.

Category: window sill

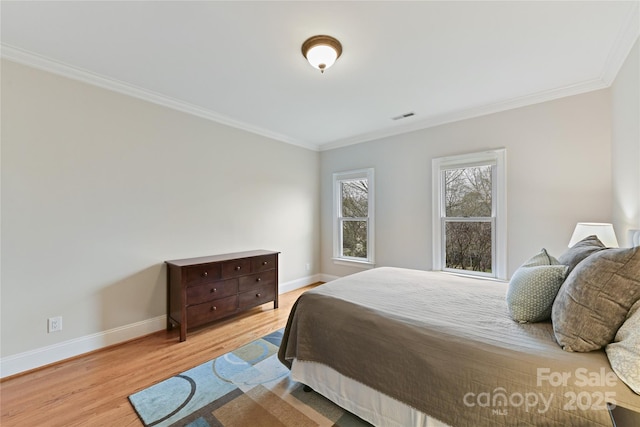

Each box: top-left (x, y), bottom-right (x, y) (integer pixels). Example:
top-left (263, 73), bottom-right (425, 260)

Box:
top-left (438, 269), bottom-right (508, 283)
top-left (332, 258), bottom-right (376, 269)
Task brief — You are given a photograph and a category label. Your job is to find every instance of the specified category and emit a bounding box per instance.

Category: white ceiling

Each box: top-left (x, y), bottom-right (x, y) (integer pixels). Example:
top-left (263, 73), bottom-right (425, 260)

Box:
top-left (2, 1), bottom-right (638, 151)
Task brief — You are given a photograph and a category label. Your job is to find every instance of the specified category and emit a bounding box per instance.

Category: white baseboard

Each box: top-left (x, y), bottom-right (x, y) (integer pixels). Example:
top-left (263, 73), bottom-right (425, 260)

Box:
top-left (0, 315), bottom-right (167, 379)
top-left (319, 273), bottom-right (340, 282)
top-left (278, 273), bottom-right (322, 294)
top-left (278, 273), bottom-right (339, 294)
top-left (0, 274), bottom-right (338, 379)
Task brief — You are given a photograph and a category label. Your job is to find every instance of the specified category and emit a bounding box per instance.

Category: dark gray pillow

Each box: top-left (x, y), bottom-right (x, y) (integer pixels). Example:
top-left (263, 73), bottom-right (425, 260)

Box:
top-left (557, 235), bottom-right (605, 276)
top-left (507, 249), bottom-right (568, 323)
top-left (552, 247), bottom-right (640, 352)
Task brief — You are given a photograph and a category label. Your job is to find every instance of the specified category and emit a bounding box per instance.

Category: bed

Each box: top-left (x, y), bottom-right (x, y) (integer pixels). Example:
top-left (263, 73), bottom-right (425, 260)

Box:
top-left (277, 266), bottom-right (640, 426)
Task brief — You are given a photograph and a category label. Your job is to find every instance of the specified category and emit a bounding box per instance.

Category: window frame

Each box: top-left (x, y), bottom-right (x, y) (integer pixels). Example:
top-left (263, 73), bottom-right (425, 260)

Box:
top-left (333, 168), bottom-right (375, 267)
top-left (432, 149), bottom-right (507, 280)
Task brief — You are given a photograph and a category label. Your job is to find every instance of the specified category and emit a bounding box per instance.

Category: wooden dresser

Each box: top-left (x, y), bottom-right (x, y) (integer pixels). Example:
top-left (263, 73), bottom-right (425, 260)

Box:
top-left (166, 250), bottom-right (279, 341)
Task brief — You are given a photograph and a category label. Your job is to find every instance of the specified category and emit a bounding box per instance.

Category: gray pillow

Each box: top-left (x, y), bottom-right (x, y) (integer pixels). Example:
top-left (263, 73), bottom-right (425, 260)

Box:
top-left (521, 248), bottom-right (560, 267)
top-left (606, 299), bottom-right (640, 395)
top-left (507, 249), bottom-right (568, 323)
top-left (552, 247), bottom-right (640, 352)
top-left (557, 235), bottom-right (605, 276)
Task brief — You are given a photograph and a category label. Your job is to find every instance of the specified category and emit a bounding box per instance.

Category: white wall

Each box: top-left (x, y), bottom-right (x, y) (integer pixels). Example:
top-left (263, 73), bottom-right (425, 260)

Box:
top-left (611, 37), bottom-right (640, 247)
top-left (1, 60), bottom-right (320, 369)
top-left (320, 90), bottom-right (612, 278)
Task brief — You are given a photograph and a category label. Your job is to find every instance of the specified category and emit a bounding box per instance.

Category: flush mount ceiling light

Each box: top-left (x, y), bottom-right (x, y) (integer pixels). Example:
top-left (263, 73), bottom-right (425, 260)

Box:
top-left (301, 35), bottom-right (342, 73)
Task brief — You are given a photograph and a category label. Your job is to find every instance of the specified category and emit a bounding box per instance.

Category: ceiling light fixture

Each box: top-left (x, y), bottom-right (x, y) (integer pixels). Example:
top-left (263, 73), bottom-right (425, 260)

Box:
top-left (301, 35), bottom-right (342, 74)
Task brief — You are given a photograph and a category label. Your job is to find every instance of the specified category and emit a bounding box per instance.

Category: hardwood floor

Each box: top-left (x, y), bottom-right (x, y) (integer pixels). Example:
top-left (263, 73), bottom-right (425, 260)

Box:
top-left (0, 283), bottom-right (319, 427)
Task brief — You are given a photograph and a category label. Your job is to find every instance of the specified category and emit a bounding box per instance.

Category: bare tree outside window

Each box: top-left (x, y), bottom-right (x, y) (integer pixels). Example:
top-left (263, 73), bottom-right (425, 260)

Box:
top-left (433, 149), bottom-right (506, 279)
top-left (341, 180), bottom-right (368, 259)
top-left (443, 166), bottom-right (493, 273)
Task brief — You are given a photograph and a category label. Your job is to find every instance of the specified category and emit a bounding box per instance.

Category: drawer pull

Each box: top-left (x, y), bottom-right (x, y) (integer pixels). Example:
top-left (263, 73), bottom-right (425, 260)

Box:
top-left (256, 293), bottom-right (261, 298)
top-left (210, 288), bottom-right (217, 293)
top-left (235, 266), bottom-right (241, 271)
top-left (256, 277), bottom-right (262, 282)
top-left (262, 261), bottom-right (268, 266)
top-left (202, 271), bottom-right (208, 277)
top-left (210, 306), bottom-right (217, 311)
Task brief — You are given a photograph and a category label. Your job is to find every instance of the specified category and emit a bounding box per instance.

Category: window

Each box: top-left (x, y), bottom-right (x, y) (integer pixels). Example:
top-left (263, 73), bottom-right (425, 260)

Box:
top-left (333, 168), bottom-right (375, 266)
top-left (432, 150), bottom-right (506, 279)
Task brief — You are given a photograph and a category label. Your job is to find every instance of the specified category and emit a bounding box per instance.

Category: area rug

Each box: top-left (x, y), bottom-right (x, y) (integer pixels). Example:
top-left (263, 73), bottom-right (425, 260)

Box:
top-left (128, 329), bottom-right (371, 427)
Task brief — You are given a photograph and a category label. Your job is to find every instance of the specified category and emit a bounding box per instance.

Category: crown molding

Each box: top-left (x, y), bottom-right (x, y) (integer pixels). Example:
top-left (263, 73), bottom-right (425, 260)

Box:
top-left (320, 2), bottom-right (640, 152)
top-left (600, 1), bottom-right (639, 86)
top-left (0, 44), bottom-right (321, 152)
top-left (3, 0), bottom-right (637, 156)
top-left (319, 77), bottom-right (609, 151)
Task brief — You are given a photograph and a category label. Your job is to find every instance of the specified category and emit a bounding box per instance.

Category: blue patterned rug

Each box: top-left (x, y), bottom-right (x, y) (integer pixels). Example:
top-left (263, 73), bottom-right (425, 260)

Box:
top-left (128, 329), bottom-right (371, 427)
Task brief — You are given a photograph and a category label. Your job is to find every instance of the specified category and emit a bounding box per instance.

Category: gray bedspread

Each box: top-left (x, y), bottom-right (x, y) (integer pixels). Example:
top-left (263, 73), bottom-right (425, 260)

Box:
top-left (278, 267), bottom-right (640, 426)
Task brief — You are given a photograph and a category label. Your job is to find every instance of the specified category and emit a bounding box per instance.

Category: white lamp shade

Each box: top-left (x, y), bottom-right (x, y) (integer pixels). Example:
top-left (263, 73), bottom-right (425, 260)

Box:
top-left (568, 222), bottom-right (619, 248)
top-left (305, 44), bottom-right (338, 71)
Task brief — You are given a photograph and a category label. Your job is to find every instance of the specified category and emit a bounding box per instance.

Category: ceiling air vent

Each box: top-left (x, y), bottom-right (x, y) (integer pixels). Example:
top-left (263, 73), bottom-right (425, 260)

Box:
top-left (392, 112), bottom-right (415, 120)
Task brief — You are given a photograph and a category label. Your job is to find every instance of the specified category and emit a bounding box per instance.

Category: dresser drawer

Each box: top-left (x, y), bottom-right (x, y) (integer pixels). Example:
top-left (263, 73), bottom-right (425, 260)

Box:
top-left (186, 278), bottom-right (238, 305)
top-left (221, 258), bottom-right (251, 278)
top-left (238, 270), bottom-right (276, 293)
top-left (187, 295), bottom-right (238, 327)
top-left (252, 254), bottom-right (277, 272)
top-left (239, 283), bottom-right (276, 309)
top-left (184, 263), bottom-right (222, 286)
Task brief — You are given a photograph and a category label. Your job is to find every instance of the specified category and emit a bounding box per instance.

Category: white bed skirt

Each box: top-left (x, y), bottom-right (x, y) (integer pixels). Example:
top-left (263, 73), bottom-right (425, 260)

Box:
top-left (291, 359), bottom-right (451, 427)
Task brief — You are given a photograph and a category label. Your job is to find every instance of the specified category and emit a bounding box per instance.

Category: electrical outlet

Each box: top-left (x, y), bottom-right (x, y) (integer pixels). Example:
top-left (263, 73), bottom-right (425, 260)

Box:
top-left (305, 263), bottom-right (311, 271)
top-left (48, 316), bottom-right (62, 333)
